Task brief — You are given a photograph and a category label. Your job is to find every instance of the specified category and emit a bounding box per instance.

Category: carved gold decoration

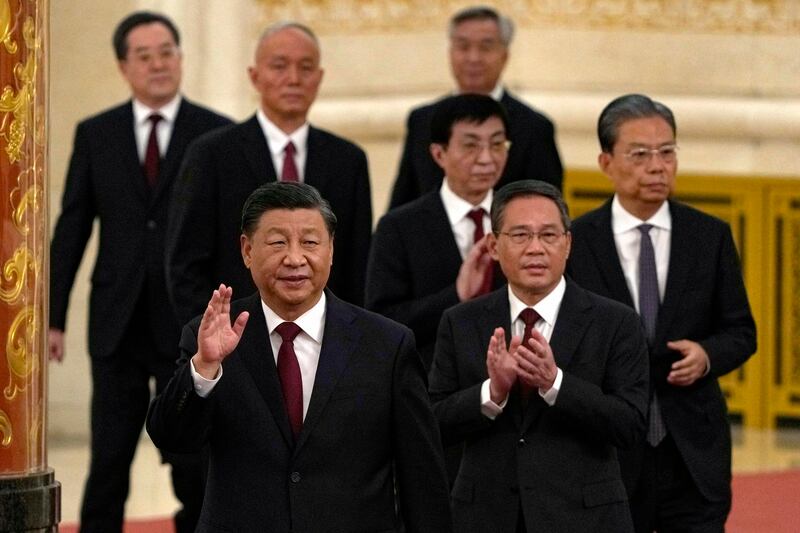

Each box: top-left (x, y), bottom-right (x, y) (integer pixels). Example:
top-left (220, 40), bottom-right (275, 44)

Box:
top-left (0, 0), bottom-right (17, 54)
top-left (10, 172), bottom-right (42, 235)
top-left (0, 246), bottom-right (37, 304)
top-left (0, 409), bottom-right (11, 447)
top-left (792, 217), bottom-right (800, 385)
top-left (4, 305), bottom-right (38, 401)
top-left (0, 15), bottom-right (35, 164)
top-left (254, 0), bottom-right (800, 35)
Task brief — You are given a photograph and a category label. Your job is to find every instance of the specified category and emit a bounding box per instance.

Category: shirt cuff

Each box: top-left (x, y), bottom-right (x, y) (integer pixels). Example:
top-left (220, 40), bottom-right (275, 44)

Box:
top-left (538, 367), bottom-right (563, 406)
top-left (703, 354), bottom-right (711, 376)
top-left (190, 358), bottom-right (222, 398)
top-left (480, 379), bottom-right (508, 420)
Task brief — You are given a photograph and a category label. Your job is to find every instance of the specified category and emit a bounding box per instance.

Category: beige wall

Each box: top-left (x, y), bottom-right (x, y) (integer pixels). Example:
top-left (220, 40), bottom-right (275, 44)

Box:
top-left (48, 0), bottom-right (800, 439)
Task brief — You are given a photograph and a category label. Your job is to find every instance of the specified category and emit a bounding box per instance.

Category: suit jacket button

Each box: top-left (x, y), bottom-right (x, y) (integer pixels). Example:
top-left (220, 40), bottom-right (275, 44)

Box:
top-left (146, 220), bottom-right (157, 230)
top-left (290, 471), bottom-right (301, 483)
top-left (518, 438), bottom-right (526, 447)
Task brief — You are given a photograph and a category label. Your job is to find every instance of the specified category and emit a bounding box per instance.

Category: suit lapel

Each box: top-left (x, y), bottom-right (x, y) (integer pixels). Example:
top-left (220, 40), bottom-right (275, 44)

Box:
top-left (117, 103), bottom-right (148, 204)
top-left (656, 202), bottom-right (695, 345)
top-left (521, 281), bottom-right (593, 434)
top-left (423, 194), bottom-right (463, 275)
top-left (236, 294), bottom-right (295, 449)
top-left (293, 293), bottom-right (358, 455)
top-left (151, 98), bottom-right (190, 204)
top-left (586, 201), bottom-right (635, 307)
top-left (304, 126), bottom-right (329, 192)
top-left (239, 115), bottom-right (277, 185)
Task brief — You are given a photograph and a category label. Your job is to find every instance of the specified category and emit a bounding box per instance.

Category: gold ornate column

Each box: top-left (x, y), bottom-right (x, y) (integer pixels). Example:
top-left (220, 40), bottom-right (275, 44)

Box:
top-left (0, 0), bottom-right (59, 531)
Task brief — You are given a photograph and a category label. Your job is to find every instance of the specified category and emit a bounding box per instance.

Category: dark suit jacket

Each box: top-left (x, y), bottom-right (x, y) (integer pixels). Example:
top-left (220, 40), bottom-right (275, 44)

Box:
top-left (429, 282), bottom-right (649, 533)
top-left (165, 115), bottom-right (372, 325)
top-left (49, 98), bottom-right (232, 357)
top-left (147, 291), bottom-right (452, 533)
top-left (389, 90), bottom-right (563, 210)
top-left (566, 199), bottom-right (757, 503)
top-left (365, 191), bottom-right (504, 369)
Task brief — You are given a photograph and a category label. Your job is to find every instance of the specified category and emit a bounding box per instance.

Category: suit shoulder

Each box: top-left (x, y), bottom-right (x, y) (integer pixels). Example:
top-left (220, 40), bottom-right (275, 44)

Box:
top-left (75, 102), bottom-right (131, 130)
top-left (503, 91), bottom-right (555, 126)
top-left (670, 200), bottom-right (729, 231)
top-left (342, 299), bottom-right (414, 340)
top-left (571, 205), bottom-right (607, 230)
top-left (180, 99), bottom-right (234, 127)
top-left (311, 126), bottom-right (366, 156)
top-left (378, 191), bottom-right (439, 225)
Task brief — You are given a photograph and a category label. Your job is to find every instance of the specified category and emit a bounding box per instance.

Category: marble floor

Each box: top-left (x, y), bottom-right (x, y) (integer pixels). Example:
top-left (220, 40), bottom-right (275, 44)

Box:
top-left (49, 425), bottom-right (800, 525)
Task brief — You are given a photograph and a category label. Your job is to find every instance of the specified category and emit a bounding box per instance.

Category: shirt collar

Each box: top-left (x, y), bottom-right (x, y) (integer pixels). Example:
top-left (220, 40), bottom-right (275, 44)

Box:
top-left (455, 83), bottom-right (504, 102)
top-left (508, 276), bottom-right (566, 327)
top-left (256, 108), bottom-right (310, 157)
top-left (439, 179), bottom-right (493, 226)
top-left (611, 195), bottom-right (672, 234)
top-left (132, 94), bottom-right (181, 126)
top-left (261, 292), bottom-right (326, 345)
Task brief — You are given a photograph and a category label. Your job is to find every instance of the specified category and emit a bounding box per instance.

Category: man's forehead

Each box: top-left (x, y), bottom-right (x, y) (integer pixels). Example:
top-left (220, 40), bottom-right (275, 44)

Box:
top-left (452, 19), bottom-right (501, 39)
top-left (452, 118), bottom-right (506, 136)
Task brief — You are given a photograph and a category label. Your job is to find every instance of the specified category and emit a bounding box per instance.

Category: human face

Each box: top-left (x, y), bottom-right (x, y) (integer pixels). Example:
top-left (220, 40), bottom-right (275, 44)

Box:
top-left (449, 18), bottom-right (508, 94)
top-left (248, 27), bottom-right (324, 133)
top-left (241, 208), bottom-right (333, 320)
top-left (430, 116), bottom-right (508, 205)
top-left (599, 116), bottom-right (677, 220)
top-left (489, 195), bottom-right (571, 306)
top-left (118, 22), bottom-right (182, 109)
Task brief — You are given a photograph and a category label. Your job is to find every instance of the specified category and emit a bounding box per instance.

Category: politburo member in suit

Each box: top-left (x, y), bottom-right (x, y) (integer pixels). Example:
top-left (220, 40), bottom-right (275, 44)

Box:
top-left (389, 5), bottom-right (562, 210)
top-left (147, 182), bottom-right (452, 532)
top-left (429, 180), bottom-right (649, 533)
top-left (48, 11), bottom-right (231, 533)
top-left (566, 94), bottom-right (757, 532)
top-left (366, 94), bottom-right (508, 371)
top-left (166, 22), bottom-right (371, 325)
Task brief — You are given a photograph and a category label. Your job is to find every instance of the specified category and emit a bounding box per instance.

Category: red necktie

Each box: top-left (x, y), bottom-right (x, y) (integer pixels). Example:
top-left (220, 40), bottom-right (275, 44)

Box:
top-left (518, 307), bottom-right (541, 405)
top-left (143, 113), bottom-right (163, 188)
top-left (275, 322), bottom-right (303, 438)
top-left (466, 208), bottom-right (494, 295)
top-left (281, 141), bottom-right (299, 182)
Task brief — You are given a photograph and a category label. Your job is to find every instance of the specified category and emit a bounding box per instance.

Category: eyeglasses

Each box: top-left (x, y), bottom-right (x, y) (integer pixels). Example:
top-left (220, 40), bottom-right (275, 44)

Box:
top-left (621, 145), bottom-right (678, 165)
top-left (128, 45), bottom-right (180, 65)
top-left (495, 229), bottom-right (567, 246)
top-left (453, 139), bottom-right (511, 158)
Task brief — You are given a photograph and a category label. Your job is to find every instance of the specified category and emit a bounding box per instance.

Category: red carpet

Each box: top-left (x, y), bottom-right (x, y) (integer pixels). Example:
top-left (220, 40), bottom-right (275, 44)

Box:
top-left (59, 470), bottom-right (800, 532)
top-left (727, 469), bottom-right (800, 532)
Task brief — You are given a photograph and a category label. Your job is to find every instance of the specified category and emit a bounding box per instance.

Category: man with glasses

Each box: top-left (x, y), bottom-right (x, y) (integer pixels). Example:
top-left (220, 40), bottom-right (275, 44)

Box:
top-left (388, 5), bottom-right (562, 210)
top-left (366, 94), bottom-right (508, 372)
top-left (429, 179), bottom-right (649, 532)
top-left (49, 11), bottom-right (232, 532)
top-left (567, 94), bottom-right (756, 532)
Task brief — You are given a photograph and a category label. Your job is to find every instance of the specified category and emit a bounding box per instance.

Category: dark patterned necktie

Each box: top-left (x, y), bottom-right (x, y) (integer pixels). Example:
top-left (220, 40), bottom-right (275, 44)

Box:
top-left (518, 307), bottom-right (541, 405)
top-left (143, 113), bottom-right (163, 188)
top-left (275, 322), bottom-right (303, 438)
top-left (466, 208), bottom-right (493, 295)
top-left (638, 224), bottom-right (666, 446)
top-left (281, 141), bottom-right (299, 182)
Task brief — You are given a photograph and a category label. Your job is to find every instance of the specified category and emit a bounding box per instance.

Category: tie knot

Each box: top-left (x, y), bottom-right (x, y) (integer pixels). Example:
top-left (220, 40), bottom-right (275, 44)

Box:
top-left (284, 141), bottom-right (296, 156)
top-left (148, 113), bottom-right (163, 126)
top-left (466, 208), bottom-right (485, 226)
top-left (275, 322), bottom-right (301, 342)
top-left (638, 223), bottom-right (654, 236)
top-left (518, 308), bottom-right (540, 327)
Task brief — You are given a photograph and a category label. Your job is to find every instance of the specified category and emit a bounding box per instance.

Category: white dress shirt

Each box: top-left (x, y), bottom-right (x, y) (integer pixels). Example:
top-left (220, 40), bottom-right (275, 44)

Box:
top-left (480, 277), bottom-right (567, 419)
top-left (132, 95), bottom-right (181, 162)
top-left (611, 195), bottom-right (671, 312)
top-left (190, 293), bottom-right (327, 421)
top-left (439, 180), bottom-right (493, 260)
top-left (256, 109), bottom-right (310, 182)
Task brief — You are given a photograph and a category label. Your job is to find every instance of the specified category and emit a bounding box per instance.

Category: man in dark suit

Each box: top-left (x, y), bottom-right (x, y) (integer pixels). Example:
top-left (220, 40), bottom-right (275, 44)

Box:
top-left (566, 94), bottom-right (757, 532)
top-left (166, 22), bottom-right (371, 325)
top-left (147, 182), bottom-right (452, 532)
top-left (429, 180), bottom-right (649, 532)
top-left (389, 6), bottom-right (562, 210)
top-left (48, 12), bottom-right (231, 533)
top-left (366, 94), bottom-right (508, 370)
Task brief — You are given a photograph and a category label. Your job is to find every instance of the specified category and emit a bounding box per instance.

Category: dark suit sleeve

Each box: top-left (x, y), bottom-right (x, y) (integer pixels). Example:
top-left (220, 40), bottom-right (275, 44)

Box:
top-left (391, 328), bottom-right (453, 533)
top-left (365, 213), bottom-right (460, 343)
top-left (165, 135), bottom-right (220, 325)
top-left (338, 147), bottom-right (371, 306)
top-left (146, 320), bottom-right (214, 453)
top-left (389, 111), bottom-right (423, 210)
top-left (428, 310), bottom-right (494, 446)
top-left (523, 117), bottom-right (563, 191)
top-left (551, 308), bottom-right (649, 449)
top-left (698, 225), bottom-right (757, 377)
top-left (50, 122), bottom-right (97, 330)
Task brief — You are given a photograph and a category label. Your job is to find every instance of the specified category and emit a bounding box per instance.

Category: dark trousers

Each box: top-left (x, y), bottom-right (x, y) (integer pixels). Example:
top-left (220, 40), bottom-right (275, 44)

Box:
top-left (630, 434), bottom-right (729, 533)
top-left (79, 299), bottom-right (204, 533)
